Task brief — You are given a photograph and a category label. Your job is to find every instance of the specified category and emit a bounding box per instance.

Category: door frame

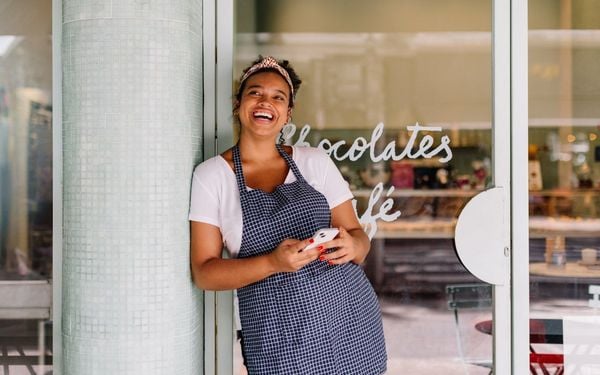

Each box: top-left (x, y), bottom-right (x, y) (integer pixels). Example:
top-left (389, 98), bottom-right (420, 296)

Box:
top-left (202, 1), bottom-right (235, 374)
top-left (510, 0), bottom-right (530, 372)
top-left (204, 0), bottom-right (530, 373)
top-left (493, 1), bottom-right (512, 373)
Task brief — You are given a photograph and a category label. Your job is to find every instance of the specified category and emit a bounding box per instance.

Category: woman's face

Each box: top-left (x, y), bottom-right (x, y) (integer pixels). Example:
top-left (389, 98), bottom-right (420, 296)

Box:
top-left (237, 71), bottom-right (292, 141)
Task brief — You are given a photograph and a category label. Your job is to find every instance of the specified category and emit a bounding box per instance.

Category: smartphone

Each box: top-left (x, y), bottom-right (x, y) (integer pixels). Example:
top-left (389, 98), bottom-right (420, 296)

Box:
top-left (303, 228), bottom-right (339, 251)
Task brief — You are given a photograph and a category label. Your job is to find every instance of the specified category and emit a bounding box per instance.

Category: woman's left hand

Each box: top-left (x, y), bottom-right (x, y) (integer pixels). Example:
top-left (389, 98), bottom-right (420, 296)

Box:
top-left (317, 227), bottom-right (365, 265)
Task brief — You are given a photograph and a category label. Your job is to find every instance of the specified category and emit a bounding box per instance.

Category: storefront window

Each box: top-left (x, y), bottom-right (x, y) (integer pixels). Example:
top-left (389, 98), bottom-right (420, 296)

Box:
top-left (528, 1), bottom-right (600, 373)
top-left (0, 0), bottom-right (53, 372)
top-left (234, 1), bottom-right (494, 373)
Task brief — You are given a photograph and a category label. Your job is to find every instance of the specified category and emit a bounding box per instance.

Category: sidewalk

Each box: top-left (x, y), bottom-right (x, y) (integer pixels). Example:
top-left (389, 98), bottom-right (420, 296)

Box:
top-left (380, 296), bottom-right (492, 375)
top-left (233, 295), bottom-right (493, 375)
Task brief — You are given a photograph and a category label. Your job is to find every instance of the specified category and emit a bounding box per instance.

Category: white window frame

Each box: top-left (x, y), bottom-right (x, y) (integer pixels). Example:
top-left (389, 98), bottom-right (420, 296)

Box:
top-left (52, 0), bottom-right (64, 373)
top-left (510, 0), bottom-right (530, 373)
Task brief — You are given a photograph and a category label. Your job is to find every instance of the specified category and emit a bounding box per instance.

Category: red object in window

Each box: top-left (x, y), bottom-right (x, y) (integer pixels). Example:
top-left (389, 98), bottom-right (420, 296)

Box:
top-left (475, 319), bottom-right (564, 375)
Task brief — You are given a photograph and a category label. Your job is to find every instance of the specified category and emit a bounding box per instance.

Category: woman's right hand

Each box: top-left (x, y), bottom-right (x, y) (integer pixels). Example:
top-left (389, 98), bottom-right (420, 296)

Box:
top-left (267, 238), bottom-right (322, 273)
top-left (192, 222), bottom-right (323, 290)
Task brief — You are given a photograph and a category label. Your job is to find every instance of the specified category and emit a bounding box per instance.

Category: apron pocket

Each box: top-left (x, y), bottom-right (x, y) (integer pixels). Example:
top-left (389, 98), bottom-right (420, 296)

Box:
top-left (275, 272), bottom-right (346, 374)
top-left (237, 283), bottom-right (284, 360)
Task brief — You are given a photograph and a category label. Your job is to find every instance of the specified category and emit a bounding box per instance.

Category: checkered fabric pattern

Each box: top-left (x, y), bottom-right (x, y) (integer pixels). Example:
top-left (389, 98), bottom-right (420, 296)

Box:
top-left (234, 144), bottom-right (387, 374)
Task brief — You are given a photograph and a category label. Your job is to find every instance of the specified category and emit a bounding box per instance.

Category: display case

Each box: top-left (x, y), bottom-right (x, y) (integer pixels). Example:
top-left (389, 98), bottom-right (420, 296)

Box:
top-left (337, 126), bottom-right (600, 241)
top-left (354, 188), bottom-right (600, 240)
top-left (344, 125), bottom-right (600, 293)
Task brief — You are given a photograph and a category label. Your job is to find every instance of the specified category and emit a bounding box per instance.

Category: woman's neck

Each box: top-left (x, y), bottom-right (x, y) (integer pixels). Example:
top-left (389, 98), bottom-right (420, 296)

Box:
top-left (237, 137), bottom-right (281, 162)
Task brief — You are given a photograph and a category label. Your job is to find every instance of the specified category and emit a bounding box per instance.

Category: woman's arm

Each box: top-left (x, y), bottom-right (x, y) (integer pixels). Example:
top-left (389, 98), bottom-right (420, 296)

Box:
top-left (320, 200), bottom-right (371, 265)
top-left (190, 221), bottom-right (321, 291)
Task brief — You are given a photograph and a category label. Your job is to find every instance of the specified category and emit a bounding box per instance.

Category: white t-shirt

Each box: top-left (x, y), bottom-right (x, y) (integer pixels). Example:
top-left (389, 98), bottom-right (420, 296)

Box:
top-left (189, 146), bottom-right (354, 257)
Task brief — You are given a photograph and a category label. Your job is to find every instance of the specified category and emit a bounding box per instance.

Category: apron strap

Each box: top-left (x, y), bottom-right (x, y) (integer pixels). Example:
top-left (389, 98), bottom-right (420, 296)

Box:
top-left (232, 144), bottom-right (248, 197)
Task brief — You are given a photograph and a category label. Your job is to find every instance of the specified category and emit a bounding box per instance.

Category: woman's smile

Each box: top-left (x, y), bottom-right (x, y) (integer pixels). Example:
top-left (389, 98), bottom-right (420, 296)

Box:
top-left (252, 109), bottom-right (275, 122)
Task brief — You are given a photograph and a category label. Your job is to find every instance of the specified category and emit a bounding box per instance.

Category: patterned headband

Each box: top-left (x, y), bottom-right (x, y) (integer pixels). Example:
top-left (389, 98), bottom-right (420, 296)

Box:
top-left (239, 56), bottom-right (295, 103)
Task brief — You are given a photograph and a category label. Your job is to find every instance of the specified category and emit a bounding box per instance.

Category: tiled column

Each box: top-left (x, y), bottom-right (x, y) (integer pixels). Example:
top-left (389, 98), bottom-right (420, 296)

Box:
top-left (61, 1), bottom-right (203, 373)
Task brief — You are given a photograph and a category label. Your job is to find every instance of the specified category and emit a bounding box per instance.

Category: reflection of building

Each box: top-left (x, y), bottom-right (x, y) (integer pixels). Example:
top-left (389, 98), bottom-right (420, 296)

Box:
top-left (1, 0), bottom-right (600, 374)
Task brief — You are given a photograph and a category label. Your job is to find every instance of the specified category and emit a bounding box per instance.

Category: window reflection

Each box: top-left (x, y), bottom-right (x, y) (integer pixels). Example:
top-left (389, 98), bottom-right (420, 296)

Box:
top-left (0, 38), bottom-right (52, 279)
top-left (0, 1), bottom-right (53, 371)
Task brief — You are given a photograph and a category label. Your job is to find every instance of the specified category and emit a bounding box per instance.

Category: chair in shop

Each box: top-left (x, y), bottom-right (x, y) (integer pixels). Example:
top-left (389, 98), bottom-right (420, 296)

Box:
top-left (0, 280), bottom-right (52, 374)
top-left (529, 351), bottom-right (564, 375)
top-left (475, 318), bottom-right (565, 375)
top-left (528, 319), bottom-right (564, 375)
top-left (446, 283), bottom-right (493, 373)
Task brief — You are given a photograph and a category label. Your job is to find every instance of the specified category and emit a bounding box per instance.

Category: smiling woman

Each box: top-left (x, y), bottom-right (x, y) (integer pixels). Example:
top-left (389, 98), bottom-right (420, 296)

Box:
top-left (236, 71), bottom-right (291, 141)
top-left (233, 56), bottom-right (299, 143)
top-left (189, 56), bottom-right (388, 374)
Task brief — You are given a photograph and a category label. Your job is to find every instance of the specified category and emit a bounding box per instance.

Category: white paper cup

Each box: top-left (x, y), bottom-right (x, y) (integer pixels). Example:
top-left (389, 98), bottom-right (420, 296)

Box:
top-left (551, 252), bottom-right (566, 268)
top-left (581, 248), bottom-right (597, 265)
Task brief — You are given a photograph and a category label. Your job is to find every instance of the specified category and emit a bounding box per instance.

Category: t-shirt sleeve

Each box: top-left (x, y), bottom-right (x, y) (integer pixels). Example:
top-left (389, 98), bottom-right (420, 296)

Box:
top-left (319, 150), bottom-right (354, 209)
top-left (188, 161), bottom-right (221, 227)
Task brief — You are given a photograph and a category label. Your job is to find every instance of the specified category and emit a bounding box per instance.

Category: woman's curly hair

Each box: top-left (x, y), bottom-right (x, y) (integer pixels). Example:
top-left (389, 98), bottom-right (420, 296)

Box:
top-left (234, 56), bottom-right (302, 109)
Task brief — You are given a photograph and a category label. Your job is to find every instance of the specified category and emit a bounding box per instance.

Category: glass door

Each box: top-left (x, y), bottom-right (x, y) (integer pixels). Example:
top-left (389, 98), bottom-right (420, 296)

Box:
top-left (0, 1), bottom-right (53, 373)
top-left (210, 0), bottom-right (515, 373)
top-left (528, 1), bottom-right (600, 373)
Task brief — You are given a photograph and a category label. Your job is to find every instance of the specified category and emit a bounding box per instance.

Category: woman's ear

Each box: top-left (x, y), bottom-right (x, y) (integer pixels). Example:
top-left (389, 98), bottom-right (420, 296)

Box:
top-left (233, 100), bottom-right (240, 115)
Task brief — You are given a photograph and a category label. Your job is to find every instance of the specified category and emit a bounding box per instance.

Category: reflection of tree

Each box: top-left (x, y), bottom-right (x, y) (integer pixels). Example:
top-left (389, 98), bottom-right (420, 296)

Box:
top-left (29, 102), bottom-right (53, 203)
top-left (27, 101), bottom-right (53, 277)
top-left (0, 112), bottom-right (8, 268)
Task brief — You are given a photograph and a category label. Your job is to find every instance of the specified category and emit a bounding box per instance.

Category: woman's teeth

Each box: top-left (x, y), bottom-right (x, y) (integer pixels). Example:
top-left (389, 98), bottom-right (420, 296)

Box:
top-left (253, 111), bottom-right (273, 120)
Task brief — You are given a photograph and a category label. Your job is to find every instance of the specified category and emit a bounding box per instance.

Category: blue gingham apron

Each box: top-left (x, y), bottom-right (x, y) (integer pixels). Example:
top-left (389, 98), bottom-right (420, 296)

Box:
top-left (234, 144), bottom-right (387, 374)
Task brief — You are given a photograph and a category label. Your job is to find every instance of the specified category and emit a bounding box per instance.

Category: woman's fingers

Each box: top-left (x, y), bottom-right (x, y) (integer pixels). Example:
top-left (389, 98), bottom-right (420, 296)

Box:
top-left (282, 238), bottom-right (316, 255)
top-left (317, 227), bottom-right (358, 265)
top-left (319, 247), bottom-right (347, 261)
top-left (294, 237), bottom-right (315, 253)
top-left (275, 226), bottom-right (364, 268)
top-left (272, 238), bottom-right (321, 272)
top-left (323, 253), bottom-right (353, 265)
top-left (273, 231), bottom-right (358, 272)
